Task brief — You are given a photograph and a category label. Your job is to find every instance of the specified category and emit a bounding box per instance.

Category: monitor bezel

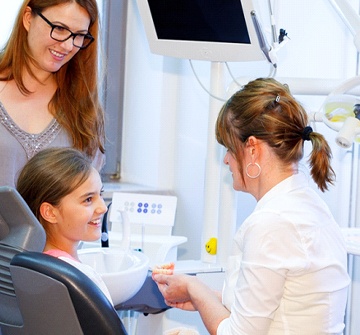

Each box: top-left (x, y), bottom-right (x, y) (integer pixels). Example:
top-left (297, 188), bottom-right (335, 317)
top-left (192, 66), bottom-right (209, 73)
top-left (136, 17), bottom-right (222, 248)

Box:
top-left (136, 0), bottom-right (267, 62)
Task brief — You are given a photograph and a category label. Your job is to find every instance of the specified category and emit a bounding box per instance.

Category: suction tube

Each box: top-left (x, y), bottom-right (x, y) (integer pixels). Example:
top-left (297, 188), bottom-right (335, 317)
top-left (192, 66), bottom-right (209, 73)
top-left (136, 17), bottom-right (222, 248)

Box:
top-left (251, 10), bottom-right (277, 67)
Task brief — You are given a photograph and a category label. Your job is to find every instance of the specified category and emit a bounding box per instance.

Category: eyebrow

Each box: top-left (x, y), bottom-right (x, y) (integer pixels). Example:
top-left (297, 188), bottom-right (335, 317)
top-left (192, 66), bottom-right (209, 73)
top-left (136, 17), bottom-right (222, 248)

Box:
top-left (50, 19), bottom-right (89, 34)
top-left (80, 192), bottom-right (96, 199)
top-left (80, 186), bottom-right (104, 199)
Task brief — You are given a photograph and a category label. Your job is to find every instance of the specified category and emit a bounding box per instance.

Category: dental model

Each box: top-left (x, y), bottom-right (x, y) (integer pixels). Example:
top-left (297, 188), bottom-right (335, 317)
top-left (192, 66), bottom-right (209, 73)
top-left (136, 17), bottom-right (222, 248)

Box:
top-left (152, 262), bottom-right (175, 275)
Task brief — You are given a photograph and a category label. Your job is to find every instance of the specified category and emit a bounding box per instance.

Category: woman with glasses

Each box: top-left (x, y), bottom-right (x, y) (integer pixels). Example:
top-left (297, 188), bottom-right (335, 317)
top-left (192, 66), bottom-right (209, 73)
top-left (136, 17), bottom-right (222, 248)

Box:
top-left (0, 0), bottom-right (105, 188)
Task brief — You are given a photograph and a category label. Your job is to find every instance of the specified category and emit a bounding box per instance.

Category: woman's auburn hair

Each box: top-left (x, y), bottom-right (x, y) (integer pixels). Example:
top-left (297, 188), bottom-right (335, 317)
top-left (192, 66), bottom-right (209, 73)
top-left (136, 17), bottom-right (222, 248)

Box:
top-left (0, 0), bottom-right (105, 158)
top-left (216, 77), bottom-right (335, 192)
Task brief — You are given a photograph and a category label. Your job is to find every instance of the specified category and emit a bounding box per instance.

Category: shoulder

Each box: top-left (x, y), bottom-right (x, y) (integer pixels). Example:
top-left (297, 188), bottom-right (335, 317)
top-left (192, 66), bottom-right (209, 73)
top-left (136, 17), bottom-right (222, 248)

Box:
top-left (43, 249), bottom-right (78, 261)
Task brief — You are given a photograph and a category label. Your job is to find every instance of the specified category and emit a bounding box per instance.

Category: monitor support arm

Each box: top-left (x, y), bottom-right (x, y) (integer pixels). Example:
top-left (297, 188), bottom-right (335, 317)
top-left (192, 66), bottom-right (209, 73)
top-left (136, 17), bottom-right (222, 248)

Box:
top-left (328, 0), bottom-right (360, 52)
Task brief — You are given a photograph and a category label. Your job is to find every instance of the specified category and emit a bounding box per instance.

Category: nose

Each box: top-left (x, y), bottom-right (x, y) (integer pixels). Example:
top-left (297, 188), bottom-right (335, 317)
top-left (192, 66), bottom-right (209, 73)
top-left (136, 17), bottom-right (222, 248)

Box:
top-left (96, 198), bottom-right (108, 215)
top-left (60, 37), bottom-right (75, 51)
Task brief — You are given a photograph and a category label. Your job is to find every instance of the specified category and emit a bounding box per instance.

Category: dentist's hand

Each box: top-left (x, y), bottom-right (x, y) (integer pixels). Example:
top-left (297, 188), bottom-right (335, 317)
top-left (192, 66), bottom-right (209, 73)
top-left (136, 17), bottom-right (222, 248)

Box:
top-left (152, 272), bottom-right (198, 311)
top-left (153, 271), bottom-right (229, 335)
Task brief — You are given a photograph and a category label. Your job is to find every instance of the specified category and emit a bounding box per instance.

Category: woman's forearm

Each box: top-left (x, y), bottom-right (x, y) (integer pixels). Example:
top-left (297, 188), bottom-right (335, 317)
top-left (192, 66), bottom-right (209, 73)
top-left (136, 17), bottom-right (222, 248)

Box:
top-left (187, 277), bottom-right (230, 335)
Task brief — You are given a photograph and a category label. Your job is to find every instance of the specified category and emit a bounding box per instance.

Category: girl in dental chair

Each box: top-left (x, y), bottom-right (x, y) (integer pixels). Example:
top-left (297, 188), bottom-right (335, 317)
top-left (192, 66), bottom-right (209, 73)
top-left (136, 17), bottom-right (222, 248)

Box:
top-left (16, 147), bottom-right (112, 304)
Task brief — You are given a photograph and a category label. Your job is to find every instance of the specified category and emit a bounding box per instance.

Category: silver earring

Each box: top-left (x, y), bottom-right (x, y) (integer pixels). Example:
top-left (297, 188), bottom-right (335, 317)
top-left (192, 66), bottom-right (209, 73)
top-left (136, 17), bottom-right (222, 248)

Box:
top-left (246, 162), bottom-right (261, 179)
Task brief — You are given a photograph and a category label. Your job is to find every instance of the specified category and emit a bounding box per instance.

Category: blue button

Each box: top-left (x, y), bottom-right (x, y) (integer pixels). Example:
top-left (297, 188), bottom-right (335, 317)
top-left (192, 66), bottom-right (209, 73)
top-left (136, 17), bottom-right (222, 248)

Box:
top-left (144, 203), bottom-right (149, 208)
top-left (137, 208), bottom-right (142, 213)
top-left (144, 209), bottom-right (148, 213)
top-left (138, 202), bottom-right (143, 207)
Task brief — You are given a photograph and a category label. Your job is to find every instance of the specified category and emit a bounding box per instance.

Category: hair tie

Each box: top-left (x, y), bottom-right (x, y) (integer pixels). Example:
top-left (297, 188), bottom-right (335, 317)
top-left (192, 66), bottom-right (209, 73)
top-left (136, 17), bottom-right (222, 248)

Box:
top-left (302, 126), bottom-right (313, 141)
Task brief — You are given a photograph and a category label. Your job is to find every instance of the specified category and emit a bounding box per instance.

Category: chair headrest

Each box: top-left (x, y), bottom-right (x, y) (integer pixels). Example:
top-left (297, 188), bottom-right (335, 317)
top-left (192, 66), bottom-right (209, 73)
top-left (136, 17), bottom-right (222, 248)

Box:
top-left (0, 186), bottom-right (45, 251)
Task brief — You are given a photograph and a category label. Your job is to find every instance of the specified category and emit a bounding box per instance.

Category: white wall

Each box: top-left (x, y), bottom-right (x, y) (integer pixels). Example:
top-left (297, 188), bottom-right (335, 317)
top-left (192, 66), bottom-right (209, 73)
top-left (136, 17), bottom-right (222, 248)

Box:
top-left (0, 1), bottom-right (22, 48)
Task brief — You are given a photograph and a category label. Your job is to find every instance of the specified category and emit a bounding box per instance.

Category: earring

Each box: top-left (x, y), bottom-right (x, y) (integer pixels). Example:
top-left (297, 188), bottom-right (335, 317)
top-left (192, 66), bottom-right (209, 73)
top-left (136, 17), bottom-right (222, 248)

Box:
top-left (246, 162), bottom-right (261, 179)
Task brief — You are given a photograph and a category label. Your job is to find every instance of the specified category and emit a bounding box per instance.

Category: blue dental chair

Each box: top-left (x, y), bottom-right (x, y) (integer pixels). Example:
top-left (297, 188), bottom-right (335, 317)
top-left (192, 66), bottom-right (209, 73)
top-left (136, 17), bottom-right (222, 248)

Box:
top-left (0, 186), bottom-right (127, 335)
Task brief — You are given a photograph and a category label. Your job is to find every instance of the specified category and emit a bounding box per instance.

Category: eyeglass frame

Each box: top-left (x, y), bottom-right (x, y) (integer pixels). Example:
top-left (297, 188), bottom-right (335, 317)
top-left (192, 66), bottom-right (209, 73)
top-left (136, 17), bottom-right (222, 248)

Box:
top-left (34, 10), bottom-right (95, 49)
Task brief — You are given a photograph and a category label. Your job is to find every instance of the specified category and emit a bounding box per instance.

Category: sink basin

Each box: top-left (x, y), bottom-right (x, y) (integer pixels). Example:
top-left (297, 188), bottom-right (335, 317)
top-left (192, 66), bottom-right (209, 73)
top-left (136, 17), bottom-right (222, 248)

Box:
top-left (78, 247), bottom-right (150, 306)
top-left (80, 231), bottom-right (187, 267)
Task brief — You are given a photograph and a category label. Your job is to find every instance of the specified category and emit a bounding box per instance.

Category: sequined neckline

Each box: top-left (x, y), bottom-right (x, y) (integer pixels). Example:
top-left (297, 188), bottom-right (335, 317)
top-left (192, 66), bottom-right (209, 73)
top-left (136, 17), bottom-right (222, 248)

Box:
top-left (0, 102), bottom-right (62, 159)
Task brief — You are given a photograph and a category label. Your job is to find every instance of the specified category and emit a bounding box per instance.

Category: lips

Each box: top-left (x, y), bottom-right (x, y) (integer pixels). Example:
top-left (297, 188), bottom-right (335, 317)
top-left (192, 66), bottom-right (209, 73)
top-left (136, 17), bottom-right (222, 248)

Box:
top-left (88, 218), bottom-right (101, 226)
top-left (50, 49), bottom-right (66, 59)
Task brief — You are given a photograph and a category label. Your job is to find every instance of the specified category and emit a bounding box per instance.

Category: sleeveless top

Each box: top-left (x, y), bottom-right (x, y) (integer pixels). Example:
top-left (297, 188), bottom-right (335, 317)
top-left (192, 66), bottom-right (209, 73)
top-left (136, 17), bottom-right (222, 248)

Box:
top-left (0, 102), bottom-right (105, 187)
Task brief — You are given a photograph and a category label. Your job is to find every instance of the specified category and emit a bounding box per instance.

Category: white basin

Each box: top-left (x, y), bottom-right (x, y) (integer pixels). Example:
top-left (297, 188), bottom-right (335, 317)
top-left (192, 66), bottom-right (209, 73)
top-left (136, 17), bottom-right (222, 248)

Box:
top-left (80, 231), bottom-right (187, 267)
top-left (78, 247), bottom-right (149, 306)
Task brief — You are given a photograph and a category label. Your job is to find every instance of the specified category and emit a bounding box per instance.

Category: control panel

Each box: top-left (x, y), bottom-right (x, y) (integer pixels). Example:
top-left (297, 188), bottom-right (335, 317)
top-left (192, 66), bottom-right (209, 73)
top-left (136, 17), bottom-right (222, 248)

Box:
top-left (110, 192), bottom-right (177, 226)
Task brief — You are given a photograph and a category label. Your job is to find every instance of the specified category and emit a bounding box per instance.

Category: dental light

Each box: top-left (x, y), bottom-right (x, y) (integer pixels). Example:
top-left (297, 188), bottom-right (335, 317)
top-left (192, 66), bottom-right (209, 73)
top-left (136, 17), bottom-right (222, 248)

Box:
top-left (307, 0), bottom-right (360, 149)
top-left (310, 76), bottom-right (360, 149)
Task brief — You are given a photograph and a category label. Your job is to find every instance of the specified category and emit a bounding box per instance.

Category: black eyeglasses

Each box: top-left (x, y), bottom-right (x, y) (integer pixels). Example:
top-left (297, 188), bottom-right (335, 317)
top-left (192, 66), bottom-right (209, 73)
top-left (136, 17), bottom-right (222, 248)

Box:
top-left (35, 11), bottom-right (94, 49)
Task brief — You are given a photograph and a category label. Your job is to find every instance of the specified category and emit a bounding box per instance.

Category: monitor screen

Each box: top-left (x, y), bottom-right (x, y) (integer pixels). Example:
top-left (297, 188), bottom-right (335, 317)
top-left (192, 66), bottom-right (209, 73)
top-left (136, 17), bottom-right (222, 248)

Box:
top-left (136, 0), bottom-right (266, 62)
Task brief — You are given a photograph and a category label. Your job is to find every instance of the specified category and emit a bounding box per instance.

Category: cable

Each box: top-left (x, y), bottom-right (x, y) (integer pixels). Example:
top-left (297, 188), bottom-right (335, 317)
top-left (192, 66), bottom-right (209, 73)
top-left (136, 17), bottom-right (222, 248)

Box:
top-left (225, 62), bottom-right (243, 87)
top-left (189, 59), bottom-right (227, 102)
top-left (189, 0), bottom-right (280, 102)
top-left (226, 59), bottom-right (277, 83)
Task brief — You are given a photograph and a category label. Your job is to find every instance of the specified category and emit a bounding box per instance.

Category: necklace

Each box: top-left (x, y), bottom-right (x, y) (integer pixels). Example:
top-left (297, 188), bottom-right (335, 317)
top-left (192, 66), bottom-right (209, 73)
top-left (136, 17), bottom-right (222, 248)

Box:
top-left (0, 81), bottom-right (8, 95)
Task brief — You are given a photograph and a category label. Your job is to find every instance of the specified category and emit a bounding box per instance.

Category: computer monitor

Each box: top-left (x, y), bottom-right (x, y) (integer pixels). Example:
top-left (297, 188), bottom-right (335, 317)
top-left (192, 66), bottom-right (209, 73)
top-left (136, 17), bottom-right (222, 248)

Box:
top-left (136, 0), bottom-right (268, 62)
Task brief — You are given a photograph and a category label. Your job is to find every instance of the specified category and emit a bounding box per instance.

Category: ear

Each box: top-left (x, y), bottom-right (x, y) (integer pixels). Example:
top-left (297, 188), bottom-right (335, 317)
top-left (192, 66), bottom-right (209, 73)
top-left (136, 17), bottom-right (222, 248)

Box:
top-left (39, 202), bottom-right (58, 224)
top-left (246, 136), bottom-right (260, 161)
top-left (23, 6), bottom-right (33, 33)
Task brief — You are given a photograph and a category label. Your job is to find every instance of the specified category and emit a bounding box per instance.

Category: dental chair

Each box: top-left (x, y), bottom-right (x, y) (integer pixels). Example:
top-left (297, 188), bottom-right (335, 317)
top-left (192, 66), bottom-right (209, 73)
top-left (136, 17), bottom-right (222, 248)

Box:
top-left (0, 186), bottom-right (127, 335)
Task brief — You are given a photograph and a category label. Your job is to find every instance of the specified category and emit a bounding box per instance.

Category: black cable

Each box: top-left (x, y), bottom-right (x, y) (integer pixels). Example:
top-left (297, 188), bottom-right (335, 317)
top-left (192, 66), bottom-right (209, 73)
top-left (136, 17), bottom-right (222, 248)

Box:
top-left (101, 202), bottom-right (112, 247)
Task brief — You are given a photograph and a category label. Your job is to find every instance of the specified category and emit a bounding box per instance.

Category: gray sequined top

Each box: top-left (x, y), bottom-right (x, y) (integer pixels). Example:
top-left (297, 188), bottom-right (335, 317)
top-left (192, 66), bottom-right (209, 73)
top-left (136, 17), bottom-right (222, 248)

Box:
top-left (0, 102), bottom-right (104, 188)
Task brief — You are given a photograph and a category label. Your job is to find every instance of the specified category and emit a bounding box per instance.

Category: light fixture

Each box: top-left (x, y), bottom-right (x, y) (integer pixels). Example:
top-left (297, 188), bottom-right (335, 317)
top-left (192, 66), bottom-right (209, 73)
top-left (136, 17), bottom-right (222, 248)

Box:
top-left (309, 75), bottom-right (360, 149)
